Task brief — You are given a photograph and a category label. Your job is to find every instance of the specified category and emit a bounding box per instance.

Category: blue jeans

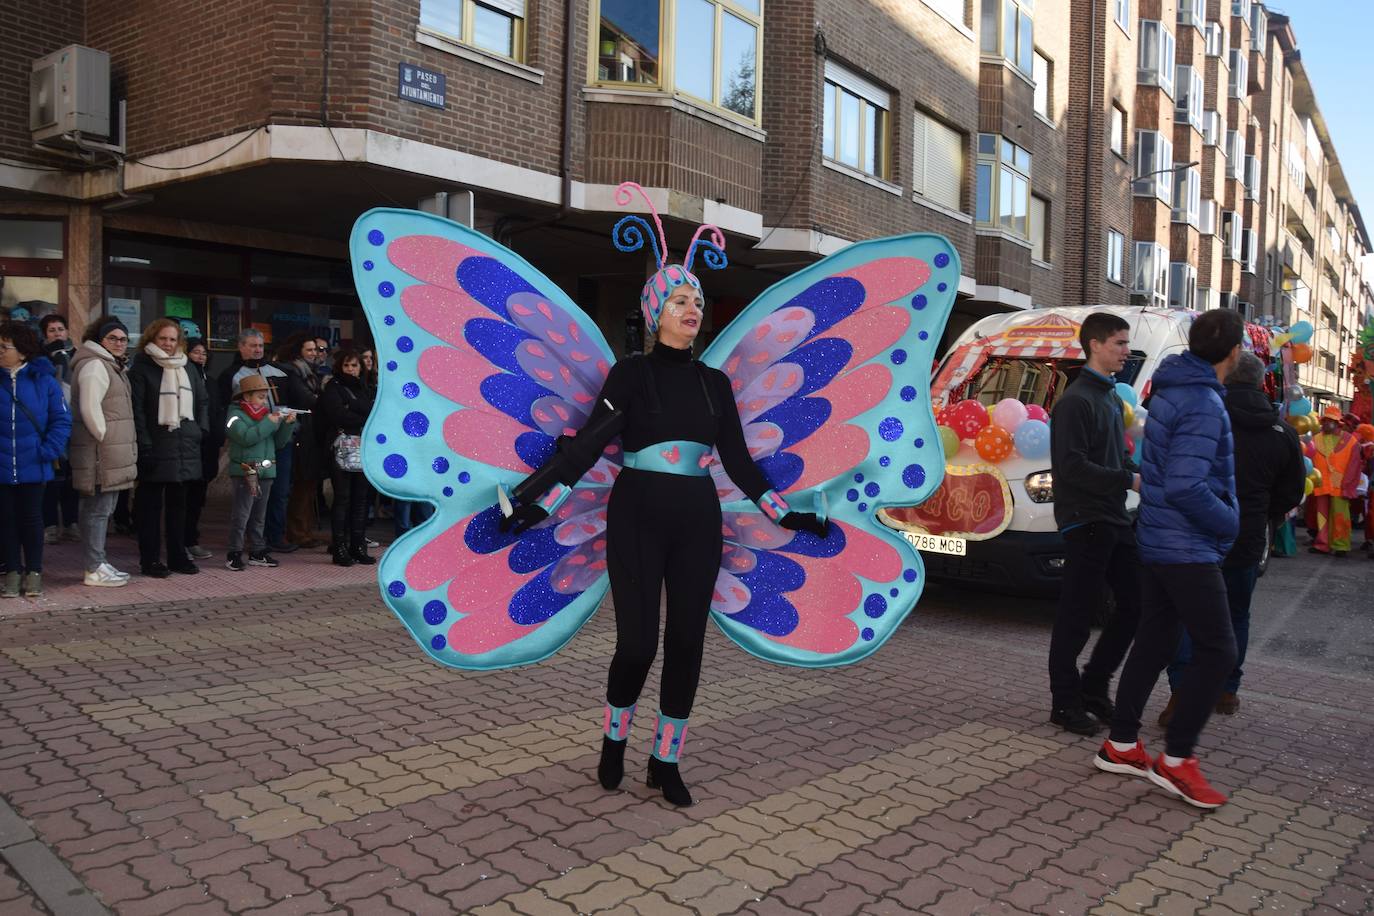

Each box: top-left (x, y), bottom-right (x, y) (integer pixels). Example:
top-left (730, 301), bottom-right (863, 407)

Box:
top-left (264, 440), bottom-right (294, 545)
top-left (392, 500), bottom-right (433, 537)
top-left (1167, 564), bottom-right (1258, 695)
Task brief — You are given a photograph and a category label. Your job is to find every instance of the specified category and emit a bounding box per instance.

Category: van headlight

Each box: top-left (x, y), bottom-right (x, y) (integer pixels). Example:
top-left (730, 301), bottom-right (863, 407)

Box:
top-left (1025, 470), bottom-right (1054, 503)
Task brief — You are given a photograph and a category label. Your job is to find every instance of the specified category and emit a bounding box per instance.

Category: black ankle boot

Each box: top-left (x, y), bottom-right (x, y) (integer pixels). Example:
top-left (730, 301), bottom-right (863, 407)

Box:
top-left (598, 736), bottom-right (626, 790)
top-left (331, 545), bottom-right (354, 567)
top-left (646, 757), bottom-right (693, 807)
top-left (349, 545), bottom-right (376, 565)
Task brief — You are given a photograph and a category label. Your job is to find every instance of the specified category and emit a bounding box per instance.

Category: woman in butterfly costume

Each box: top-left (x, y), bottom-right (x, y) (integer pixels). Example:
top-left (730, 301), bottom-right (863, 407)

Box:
top-left (498, 197), bottom-right (829, 806)
top-left (349, 183), bottom-right (960, 809)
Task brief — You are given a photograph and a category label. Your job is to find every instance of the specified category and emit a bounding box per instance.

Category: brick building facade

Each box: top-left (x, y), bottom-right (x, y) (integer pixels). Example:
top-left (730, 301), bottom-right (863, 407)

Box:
top-left (1, 0), bottom-right (1368, 398)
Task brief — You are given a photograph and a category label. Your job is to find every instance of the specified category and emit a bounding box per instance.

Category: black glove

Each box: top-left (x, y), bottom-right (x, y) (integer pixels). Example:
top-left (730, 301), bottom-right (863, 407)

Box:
top-left (498, 502), bottom-right (548, 535)
top-left (778, 511), bottom-right (828, 538)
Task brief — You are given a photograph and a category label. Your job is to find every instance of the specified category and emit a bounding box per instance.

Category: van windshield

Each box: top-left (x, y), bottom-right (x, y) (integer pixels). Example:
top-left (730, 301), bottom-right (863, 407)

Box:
top-left (960, 353), bottom-right (1146, 411)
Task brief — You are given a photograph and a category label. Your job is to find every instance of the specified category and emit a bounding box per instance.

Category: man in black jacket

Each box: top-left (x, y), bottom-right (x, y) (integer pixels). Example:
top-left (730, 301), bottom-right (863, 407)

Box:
top-left (1046, 312), bottom-right (1142, 736)
top-left (1159, 351), bottom-right (1305, 720)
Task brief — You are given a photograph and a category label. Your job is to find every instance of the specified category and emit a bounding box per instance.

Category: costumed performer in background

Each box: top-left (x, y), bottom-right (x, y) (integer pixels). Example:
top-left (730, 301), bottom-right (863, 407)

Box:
top-left (1307, 405), bottom-right (1361, 557)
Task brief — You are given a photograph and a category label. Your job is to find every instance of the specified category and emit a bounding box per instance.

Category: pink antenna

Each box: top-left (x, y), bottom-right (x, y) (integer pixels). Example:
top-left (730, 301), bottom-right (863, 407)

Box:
top-left (614, 182), bottom-right (669, 270)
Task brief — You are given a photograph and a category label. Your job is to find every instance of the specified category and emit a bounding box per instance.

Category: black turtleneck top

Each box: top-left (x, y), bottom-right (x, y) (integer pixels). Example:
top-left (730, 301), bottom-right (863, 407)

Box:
top-left (552, 342), bottom-right (772, 502)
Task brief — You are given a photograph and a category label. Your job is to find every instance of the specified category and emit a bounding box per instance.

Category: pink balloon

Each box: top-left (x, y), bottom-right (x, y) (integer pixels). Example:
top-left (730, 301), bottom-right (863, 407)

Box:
top-left (1025, 404), bottom-right (1049, 423)
top-left (991, 398), bottom-right (1029, 433)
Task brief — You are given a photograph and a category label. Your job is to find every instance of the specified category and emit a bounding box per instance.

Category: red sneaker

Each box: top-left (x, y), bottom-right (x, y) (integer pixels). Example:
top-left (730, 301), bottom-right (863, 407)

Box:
top-left (1093, 740), bottom-right (1152, 777)
top-left (1148, 755), bottom-right (1228, 808)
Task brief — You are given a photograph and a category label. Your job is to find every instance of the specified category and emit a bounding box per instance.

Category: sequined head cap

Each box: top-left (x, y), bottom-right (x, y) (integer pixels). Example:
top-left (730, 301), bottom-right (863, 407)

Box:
top-left (610, 181), bottom-right (729, 334)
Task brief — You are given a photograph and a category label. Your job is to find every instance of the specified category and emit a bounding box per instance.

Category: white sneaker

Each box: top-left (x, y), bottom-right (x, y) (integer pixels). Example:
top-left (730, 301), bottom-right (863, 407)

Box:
top-left (98, 563), bottom-right (131, 580)
top-left (187, 545), bottom-right (213, 560)
top-left (85, 566), bottom-right (129, 588)
top-left (44, 526), bottom-right (59, 545)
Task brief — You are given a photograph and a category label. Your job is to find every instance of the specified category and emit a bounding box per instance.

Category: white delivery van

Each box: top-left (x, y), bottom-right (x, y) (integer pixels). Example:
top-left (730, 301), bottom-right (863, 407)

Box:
top-left (881, 306), bottom-right (1197, 596)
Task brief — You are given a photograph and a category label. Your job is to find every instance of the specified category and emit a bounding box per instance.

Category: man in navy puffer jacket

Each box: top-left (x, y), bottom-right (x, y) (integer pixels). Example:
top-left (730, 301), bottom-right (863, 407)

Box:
top-left (1091, 309), bottom-right (1242, 809)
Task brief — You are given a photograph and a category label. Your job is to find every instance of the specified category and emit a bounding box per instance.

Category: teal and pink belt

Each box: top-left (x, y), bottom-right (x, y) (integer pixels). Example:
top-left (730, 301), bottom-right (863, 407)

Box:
top-left (621, 440), bottom-right (715, 476)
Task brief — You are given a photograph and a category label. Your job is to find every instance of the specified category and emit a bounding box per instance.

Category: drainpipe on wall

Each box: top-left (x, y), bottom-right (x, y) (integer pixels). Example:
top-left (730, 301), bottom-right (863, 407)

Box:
top-left (1080, 0), bottom-right (1098, 307)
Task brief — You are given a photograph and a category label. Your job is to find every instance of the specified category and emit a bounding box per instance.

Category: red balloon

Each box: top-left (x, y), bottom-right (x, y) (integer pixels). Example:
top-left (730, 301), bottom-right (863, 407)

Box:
top-left (1025, 404), bottom-right (1049, 424)
top-left (950, 399), bottom-right (990, 440)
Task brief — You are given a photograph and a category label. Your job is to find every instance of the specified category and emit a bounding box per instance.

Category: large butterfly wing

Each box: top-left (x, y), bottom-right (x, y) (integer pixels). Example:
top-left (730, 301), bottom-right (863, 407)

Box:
top-left (351, 209), bottom-right (618, 670)
top-left (700, 234), bottom-right (959, 667)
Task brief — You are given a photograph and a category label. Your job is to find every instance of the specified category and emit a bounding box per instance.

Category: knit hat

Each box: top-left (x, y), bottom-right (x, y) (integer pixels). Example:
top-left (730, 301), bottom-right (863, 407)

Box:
top-left (611, 182), bottom-right (728, 335)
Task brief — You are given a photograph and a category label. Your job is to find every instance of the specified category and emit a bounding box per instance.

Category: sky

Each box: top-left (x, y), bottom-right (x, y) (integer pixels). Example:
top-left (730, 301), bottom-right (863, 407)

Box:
top-left (1287, 1), bottom-right (1374, 243)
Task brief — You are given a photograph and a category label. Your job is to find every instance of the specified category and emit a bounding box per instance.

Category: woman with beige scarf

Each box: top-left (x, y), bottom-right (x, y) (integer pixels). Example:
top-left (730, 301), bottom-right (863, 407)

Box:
top-left (128, 318), bottom-right (208, 578)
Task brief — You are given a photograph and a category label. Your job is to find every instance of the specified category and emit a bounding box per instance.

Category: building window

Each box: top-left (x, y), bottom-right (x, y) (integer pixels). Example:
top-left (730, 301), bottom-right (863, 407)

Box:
top-left (1169, 263), bottom-right (1197, 309)
top-left (1107, 230), bottom-right (1125, 284)
top-left (594, 0), bottom-right (762, 122)
top-left (1240, 229), bottom-right (1258, 273)
top-left (1205, 21), bottom-right (1225, 56)
top-left (1200, 199), bottom-right (1217, 235)
top-left (823, 60), bottom-right (890, 179)
top-left (1222, 210), bottom-right (1243, 261)
top-left (1202, 110), bottom-right (1220, 146)
top-left (1231, 0), bottom-right (1251, 21)
top-left (913, 110), bottom-right (965, 211)
top-left (1197, 287), bottom-right (1216, 311)
top-left (1228, 48), bottom-right (1248, 98)
top-left (1113, 0), bottom-right (1130, 33)
top-left (1031, 195), bottom-right (1049, 262)
top-left (1139, 21), bottom-right (1176, 97)
top-left (1226, 130), bottom-right (1244, 179)
top-left (1174, 65), bottom-right (1204, 130)
top-left (1033, 51), bottom-right (1051, 118)
top-left (1133, 242), bottom-right (1170, 307)
top-left (1133, 130), bottom-right (1173, 204)
top-left (1250, 5), bottom-right (1267, 51)
top-left (1245, 155), bottom-right (1260, 200)
top-left (421, 0), bottom-right (527, 61)
top-left (1110, 104), bottom-right (1126, 156)
top-left (1178, 0), bottom-right (1203, 29)
top-left (975, 134), bottom-right (1032, 237)
top-left (1172, 167), bottom-right (1201, 226)
top-left (980, 0), bottom-right (1034, 77)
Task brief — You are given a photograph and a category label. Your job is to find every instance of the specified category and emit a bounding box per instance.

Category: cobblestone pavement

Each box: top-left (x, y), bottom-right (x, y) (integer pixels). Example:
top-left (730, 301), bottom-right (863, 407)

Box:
top-left (0, 543), bottom-right (1370, 915)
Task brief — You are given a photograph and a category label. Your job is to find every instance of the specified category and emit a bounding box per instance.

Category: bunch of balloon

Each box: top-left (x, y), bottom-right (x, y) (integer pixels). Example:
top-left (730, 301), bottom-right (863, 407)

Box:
top-left (937, 398), bottom-right (1054, 463)
top-left (1115, 382), bottom-right (1146, 461)
top-left (1268, 319), bottom-right (1315, 350)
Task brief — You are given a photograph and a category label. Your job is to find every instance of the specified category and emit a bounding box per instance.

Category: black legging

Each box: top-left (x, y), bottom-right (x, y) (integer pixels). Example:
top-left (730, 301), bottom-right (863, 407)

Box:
top-left (604, 468), bottom-right (722, 720)
top-left (331, 467), bottom-right (372, 549)
top-left (135, 481), bottom-right (188, 567)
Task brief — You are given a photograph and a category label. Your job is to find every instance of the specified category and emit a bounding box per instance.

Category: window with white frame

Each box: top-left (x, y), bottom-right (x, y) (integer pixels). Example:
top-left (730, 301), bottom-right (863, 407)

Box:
top-left (1133, 130), bottom-right (1173, 203)
top-left (1110, 104), bottom-right (1126, 155)
top-left (975, 134), bottom-right (1032, 237)
top-left (1139, 21), bottom-right (1177, 96)
top-left (912, 110), bottom-right (965, 211)
top-left (1178, 0), bottom-right (1203, 29)
top-left (980, 0), bottom-right (1035, 76)
top-left (1199, 199), bottom-right (1217, 235)
top-left (1222, 210), bottom-right (1243, 260)
top-left (1033, 51), bottom-right (1051, 118)
top-left (1202, 110), bottom-right (1220, 145)
top-left (1228, 48), bottom-right (1248, 98)
top-left (1197, 287), bottom-right (1217, 311)
top-left (594, 0), bottom-right (763, 122)
top-left (1169, 262), bottom-right (1197, 309)
top-left (1250, 5), bottom-right (1267, 51)
top-left (1113, 0), bottom-right (1130, 33)
top-left (421, 0), bottom-right (528, 61)
top-left (1031, 195), bottom-right (1049, 261)
top-left (1226, 130), bottom-right (1244, 178)
top-left (823, 61), bottom-right (890, 179)
top-left (1107, 230), bottom-right (1125, 283)
top-left (1133, 242), bottom-right (1170, 306)
top-left (1172, 167), bottom-right (1201, 225)
top-left (1245, 155), bottom-right (1260, 200)
top-left (1205, 21), bottom-right (1225, 56)
top-left (1285, 138), bottom-right (1305, 185)
top-left (1174, 66), bottom-right (1204, 130)
top-left (1231, 0), bottom-right (1251, 21)
top-left (1240, 229), bottom-right (1258, 273)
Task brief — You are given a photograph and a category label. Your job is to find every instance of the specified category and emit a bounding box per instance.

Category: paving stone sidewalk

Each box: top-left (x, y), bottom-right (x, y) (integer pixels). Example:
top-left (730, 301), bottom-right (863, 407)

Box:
top-left (0, 551), bottom-right (1370, 915)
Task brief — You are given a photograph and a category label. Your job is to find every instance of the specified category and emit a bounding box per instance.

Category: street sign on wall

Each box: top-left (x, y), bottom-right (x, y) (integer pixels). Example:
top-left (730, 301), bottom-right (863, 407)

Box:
top-left (398, 63), bottom-right (445, 109)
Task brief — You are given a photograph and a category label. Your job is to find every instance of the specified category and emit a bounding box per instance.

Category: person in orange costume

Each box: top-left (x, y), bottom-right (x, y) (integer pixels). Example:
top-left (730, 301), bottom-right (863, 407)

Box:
top-left (1307, 406), bottom-right (1362, 556)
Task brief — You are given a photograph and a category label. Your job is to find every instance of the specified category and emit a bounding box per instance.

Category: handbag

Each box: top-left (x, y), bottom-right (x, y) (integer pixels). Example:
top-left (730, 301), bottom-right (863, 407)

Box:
top-left (333, 433), bottom-right (363, 472)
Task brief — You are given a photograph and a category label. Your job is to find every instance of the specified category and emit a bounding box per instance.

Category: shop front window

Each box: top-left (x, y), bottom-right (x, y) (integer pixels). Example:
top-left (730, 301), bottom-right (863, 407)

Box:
top-left (0, 219), bottom-right (64, 325)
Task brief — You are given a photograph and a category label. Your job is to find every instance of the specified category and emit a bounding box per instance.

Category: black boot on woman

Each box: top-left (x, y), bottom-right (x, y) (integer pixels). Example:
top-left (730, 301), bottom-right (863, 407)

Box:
top-left (598, 703), bottom-right (635, 790)
top-left (349, 544), bottom-right (376, 565)
top-left (646, 712), bottom-right (693, 807)
top-left (331, 545), bottom-right (353, 567)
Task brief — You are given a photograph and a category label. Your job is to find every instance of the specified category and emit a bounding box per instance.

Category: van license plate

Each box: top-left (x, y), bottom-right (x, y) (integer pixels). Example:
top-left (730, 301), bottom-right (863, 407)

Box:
top-left (903, 532), bottom-right (967, 556)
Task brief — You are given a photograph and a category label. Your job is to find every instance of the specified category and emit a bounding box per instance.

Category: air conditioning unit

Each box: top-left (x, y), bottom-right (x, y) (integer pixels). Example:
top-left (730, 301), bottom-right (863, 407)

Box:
top-left (31, 45), bottom-right (110, 144)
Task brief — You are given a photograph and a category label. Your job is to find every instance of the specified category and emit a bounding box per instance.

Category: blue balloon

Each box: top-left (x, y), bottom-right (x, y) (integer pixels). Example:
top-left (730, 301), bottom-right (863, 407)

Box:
top-left (1290, 397), bottom-right (1312, 417)
top-left (1289, 320), bottom-right (1314, 344)
top-left (1114, 383), bottom-right (1138, 407)
top-left (1303, 456), bottom-right (1314, 475)
top-left (1013, 419), bottom-right (1051, 460)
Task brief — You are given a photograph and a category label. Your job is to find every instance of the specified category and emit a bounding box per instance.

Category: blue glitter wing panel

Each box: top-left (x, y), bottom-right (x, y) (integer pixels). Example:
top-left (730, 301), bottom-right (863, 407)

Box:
top-left (700, 234), bottom-right (960, 667)
top-left (350, 209), bottom-right (617, 670)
